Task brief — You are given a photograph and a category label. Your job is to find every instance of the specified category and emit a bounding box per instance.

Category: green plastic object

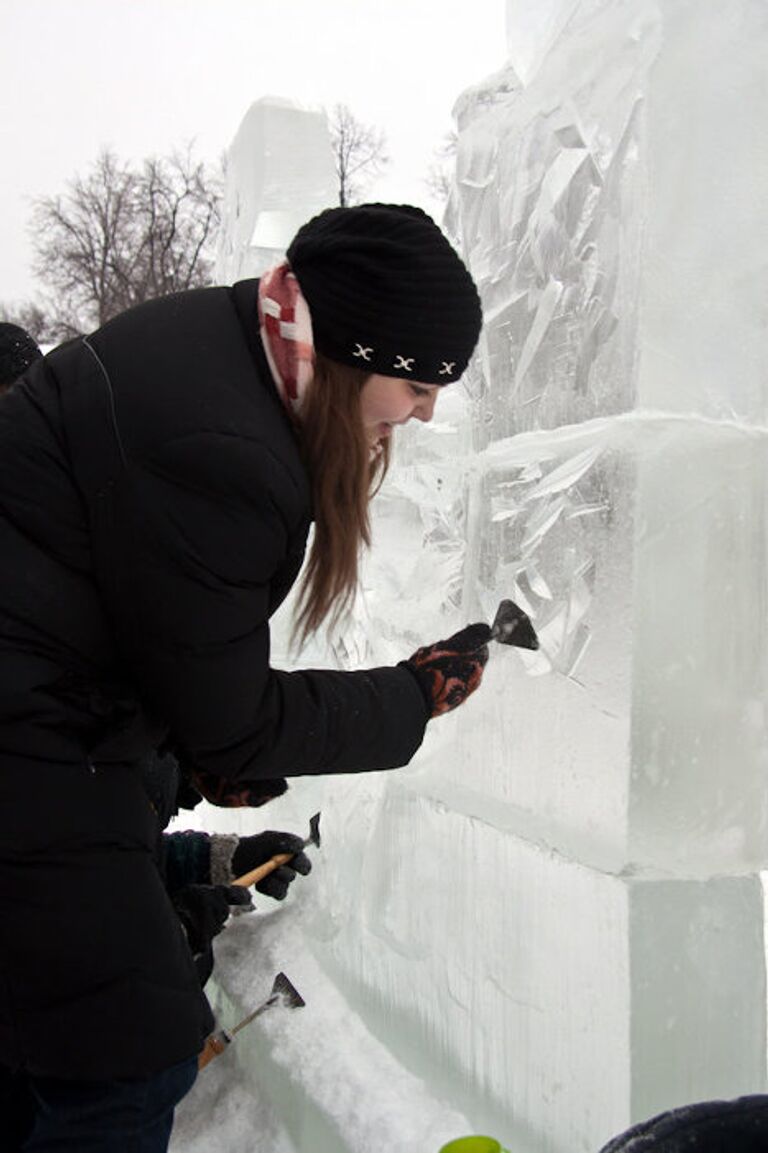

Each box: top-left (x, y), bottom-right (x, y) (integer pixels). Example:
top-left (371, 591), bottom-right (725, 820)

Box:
top-left (439, 1138), bottom-right (508, 1153)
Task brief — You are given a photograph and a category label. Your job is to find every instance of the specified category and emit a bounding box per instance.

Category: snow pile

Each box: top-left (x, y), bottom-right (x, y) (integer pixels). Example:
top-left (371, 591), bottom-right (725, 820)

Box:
top-left (171, 891), bottom-right (471, 1153)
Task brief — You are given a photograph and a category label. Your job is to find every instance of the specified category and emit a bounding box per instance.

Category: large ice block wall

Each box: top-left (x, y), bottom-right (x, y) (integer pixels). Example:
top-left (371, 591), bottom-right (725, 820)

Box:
top-left (175, 4), bottom-right (768, 1151)
top-left (285, 1), bottom-right (768, 1151)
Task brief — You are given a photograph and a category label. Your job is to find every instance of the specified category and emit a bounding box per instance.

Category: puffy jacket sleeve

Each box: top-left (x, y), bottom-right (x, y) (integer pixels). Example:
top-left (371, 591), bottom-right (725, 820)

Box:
top-left (95, 432), bottom-right (429, 782)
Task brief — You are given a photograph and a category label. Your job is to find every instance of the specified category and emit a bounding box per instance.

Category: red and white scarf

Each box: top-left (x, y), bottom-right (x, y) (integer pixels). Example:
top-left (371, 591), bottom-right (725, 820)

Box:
top-left (257, 262), bottom-right (314, 418)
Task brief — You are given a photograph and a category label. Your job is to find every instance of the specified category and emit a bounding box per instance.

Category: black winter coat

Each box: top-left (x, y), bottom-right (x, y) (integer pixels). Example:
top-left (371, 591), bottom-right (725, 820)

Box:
top-left (0, 279), bottom-right (428, 1079)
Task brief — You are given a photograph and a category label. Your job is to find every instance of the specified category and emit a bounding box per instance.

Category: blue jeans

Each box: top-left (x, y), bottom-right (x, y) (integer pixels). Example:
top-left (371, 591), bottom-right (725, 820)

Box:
top-left (1, 1057), bottom-right (198, 1152)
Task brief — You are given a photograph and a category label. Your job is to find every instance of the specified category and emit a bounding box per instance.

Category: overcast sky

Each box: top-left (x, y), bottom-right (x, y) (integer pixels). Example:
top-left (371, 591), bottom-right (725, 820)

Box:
top-left (1, 0), bottom-right (507, 306)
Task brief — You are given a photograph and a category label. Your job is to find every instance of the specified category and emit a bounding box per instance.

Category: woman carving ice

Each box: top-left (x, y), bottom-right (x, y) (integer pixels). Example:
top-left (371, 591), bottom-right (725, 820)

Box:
top-left (0, 204), bottom-right (491, 1151)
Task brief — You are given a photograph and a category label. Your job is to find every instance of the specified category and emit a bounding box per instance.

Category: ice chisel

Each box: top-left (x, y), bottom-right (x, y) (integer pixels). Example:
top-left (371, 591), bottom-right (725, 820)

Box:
top-left (232, 812), bottom-right (321, 889)
top-left (487, 599), bottom-right (539, 651)
top-left (198, 971), bottom-right (305, 1069)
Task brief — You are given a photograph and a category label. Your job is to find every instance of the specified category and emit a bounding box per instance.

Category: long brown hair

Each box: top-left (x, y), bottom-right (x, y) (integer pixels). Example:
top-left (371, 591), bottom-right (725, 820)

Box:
top-left (293, 352), bottom-right (390, 643)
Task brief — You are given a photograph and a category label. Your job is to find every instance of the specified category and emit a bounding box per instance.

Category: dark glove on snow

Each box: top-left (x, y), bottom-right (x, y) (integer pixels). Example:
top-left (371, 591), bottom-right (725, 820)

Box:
top-left (402, 622), bottom-right (491, 718)
top-left (172, 883), bottom-right (253, 955)
top-left (231, 831), bottom-right (312, 901)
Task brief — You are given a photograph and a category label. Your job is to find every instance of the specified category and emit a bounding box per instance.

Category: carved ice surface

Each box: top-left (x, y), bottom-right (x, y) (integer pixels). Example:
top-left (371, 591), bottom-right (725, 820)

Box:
top-left (174, 2), bottom-right (768, 1151)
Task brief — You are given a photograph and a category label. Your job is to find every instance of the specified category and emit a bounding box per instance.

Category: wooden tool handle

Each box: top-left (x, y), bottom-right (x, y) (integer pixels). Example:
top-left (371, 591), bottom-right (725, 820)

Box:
top-left (198, 1030), bottom-right (230, 1070)
top-left (232, 852), bottom-right (294, 889)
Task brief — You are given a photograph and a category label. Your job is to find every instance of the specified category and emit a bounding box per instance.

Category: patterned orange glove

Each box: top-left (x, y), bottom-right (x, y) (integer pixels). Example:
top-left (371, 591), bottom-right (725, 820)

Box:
top-left (402, 622), bottom-right (491, 718)
top-left (190, 770), bottom-right (288, 808)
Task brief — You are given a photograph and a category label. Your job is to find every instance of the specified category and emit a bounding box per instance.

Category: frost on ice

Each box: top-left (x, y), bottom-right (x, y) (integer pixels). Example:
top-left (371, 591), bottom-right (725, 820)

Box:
top-left (173, 2), bottom-right (768, 1150)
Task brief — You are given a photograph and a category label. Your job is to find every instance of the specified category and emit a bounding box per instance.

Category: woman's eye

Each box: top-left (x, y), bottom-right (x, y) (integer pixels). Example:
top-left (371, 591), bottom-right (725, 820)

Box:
top-left (411, 385), bottom-right (430, 398)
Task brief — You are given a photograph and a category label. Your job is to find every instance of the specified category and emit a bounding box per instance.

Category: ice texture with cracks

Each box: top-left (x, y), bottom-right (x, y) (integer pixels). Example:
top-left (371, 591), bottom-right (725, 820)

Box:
top-left (173, 1), bottom-right (768, 1150)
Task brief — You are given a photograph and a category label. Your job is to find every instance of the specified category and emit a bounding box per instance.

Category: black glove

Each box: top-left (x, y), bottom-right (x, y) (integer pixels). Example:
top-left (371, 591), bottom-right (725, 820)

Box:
top-left (402, 622), bottom-right (491, 718)
top-left (172, 883), bottom-right (253, 955)
top-left (231, 830), bottom-right (312, 901)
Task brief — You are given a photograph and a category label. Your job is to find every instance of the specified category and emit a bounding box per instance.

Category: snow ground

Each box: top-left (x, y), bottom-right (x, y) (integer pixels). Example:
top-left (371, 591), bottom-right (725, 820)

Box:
top-left (170, 894), bottom-right (472, 1153)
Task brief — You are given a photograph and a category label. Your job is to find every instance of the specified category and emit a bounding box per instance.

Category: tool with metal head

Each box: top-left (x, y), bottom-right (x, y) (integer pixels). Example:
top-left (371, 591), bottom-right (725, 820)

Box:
top-left (231, 812), bottom-right (321, 890)
top-left (488, 599), bottom-right (539, 651)
top-left (198, 971), bottom-right (305, 1069)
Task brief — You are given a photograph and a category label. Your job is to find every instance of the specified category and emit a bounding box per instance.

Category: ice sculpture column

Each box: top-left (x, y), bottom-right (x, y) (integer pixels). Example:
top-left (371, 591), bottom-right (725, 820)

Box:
top-left (215, 96), bottom-right (336, 282)
top-left (267, 4), bottom-right (768, 1150)
top-left (442, 0), bottom-right (768, 1145)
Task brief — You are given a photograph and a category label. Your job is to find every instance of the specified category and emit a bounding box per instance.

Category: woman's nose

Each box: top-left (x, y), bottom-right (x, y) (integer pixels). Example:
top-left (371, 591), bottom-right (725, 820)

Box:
top-left (413, 392), bottom-right (437, 422)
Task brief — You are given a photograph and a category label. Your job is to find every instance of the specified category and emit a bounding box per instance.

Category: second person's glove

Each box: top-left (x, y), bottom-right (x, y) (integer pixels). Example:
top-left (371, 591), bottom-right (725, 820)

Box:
top-left (231, 830), bottom-right (312, 900)
top-left (402, 622), bottom-right (491, 718)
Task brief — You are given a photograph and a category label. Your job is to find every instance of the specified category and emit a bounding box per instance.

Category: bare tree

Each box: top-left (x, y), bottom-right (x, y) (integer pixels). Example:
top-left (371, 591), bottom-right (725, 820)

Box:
top-left (425, 130), bottom-right (458, 203)
top-left (328, 104), bottom-right (390, 207)
top-left (30, 146), bottom-right (222, 339)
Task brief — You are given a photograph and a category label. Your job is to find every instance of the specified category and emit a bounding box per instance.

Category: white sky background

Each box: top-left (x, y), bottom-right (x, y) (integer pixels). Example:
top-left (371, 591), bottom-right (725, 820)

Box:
top-left (1, 0), bottom-right (508, 305)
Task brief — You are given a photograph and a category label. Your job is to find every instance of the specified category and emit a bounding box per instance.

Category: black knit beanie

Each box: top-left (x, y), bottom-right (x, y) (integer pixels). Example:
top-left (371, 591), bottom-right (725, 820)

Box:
top-left (286, 204), bottom-right (482, 385)
top-left (0, 323), bottom-right (42, 388)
